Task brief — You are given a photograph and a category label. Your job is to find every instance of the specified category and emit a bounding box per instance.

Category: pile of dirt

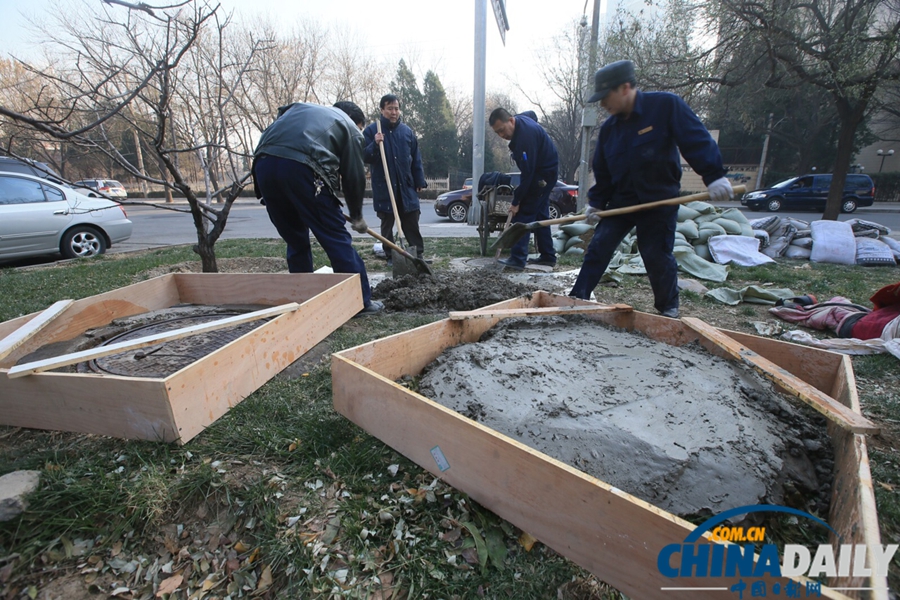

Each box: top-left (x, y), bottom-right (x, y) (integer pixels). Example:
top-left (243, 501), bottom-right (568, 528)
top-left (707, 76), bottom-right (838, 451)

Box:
top-left (418, 316), bottom-right (834, 519)
top-left (372, 271), bottom-right (542, 312)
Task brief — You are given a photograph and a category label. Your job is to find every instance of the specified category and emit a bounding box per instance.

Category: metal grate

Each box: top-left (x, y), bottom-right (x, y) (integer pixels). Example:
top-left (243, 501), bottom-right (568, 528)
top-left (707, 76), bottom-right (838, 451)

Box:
top-left (78, 313), bottom-right (272, 378)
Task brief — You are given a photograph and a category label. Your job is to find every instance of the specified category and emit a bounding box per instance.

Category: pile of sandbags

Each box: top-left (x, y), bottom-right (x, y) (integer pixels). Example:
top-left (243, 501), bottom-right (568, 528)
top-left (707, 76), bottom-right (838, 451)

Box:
top-left (750, 216), bottom-right (898, 266)
top-left (551, 223), bottom-right (594, 257)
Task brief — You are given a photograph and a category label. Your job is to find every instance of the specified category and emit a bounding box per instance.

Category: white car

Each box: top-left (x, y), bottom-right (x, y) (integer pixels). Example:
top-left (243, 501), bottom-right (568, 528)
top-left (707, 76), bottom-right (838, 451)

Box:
top-left (73, 178), bottom-right (129, 199)
top-left (0, 172), bottom-right (133, 260)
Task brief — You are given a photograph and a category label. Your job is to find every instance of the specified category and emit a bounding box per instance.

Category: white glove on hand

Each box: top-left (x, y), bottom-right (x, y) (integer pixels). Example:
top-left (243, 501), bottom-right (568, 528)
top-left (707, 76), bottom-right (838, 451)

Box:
top-left (584, 206), bottom-right (603, 226)
top-left (707, 177), bottom-right (734, 202)
top-left (350, 217), bottom-right (369, 233)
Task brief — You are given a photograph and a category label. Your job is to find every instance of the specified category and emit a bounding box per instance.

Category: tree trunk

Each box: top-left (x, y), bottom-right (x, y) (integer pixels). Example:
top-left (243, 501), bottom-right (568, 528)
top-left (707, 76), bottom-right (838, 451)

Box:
top-left (188, 204), bottom-right (219, 272)
top-left (823, 100), bottom-right (867, 220)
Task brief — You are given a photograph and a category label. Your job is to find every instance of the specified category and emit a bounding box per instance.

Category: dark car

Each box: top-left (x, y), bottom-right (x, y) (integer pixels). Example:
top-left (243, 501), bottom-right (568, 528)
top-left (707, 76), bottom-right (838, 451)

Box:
top-left (741, 174), bottom-right (875, 213)
top-left (0, 156), bottom-right (62, 183)
top-left (434, 173), bottom-right (578, 223)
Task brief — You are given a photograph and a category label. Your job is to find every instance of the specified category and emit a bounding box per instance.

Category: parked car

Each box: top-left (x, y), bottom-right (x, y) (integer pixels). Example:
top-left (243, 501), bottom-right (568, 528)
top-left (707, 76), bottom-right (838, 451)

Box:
top-left (741, 174), bottom-right (875, 213)
top-left (73, 178), bottom-right (129, 199)
top-left (462, 177), bottom-right (473, 190)
top-left (0, 172), bottom-right (133, 261)
top-left (434, 174), bottom-right (578, 223)
top-left (0, 156), bottom-right (62, 182)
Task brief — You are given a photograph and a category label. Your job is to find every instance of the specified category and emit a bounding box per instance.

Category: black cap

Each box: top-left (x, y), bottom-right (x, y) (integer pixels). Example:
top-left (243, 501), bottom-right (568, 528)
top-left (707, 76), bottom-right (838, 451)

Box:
top-left (587, 60), bottom-right (636, 103)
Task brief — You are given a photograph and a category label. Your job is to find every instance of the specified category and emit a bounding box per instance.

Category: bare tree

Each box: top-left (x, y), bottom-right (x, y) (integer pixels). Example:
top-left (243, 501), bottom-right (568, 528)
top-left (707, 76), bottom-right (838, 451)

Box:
top-left (704, 0), bottom-right (900, 218)
top-left (0, 0), bottom-right (265, 271)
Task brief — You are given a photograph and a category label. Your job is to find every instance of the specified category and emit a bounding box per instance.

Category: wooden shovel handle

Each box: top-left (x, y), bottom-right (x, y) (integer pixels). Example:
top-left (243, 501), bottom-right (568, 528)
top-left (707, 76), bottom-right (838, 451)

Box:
top-left (534, 185), bottom-right (748, 228)
top-left (376, 119), bottom-right (406, 243)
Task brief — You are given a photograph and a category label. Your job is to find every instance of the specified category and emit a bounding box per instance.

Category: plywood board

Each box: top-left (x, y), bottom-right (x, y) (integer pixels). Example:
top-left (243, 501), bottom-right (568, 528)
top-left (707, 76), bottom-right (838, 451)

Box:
top-left (332, 293), bottom-right (886, 599)
top-left (0, 300), bottom-right (73, 361)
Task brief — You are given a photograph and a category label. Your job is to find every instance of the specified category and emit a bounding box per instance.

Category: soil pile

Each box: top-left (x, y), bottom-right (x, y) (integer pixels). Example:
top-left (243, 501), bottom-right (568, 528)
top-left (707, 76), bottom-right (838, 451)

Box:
top-left (372, 271), bottom-right (541, 312)
top-left (418, 316), bottom-right (833, 519)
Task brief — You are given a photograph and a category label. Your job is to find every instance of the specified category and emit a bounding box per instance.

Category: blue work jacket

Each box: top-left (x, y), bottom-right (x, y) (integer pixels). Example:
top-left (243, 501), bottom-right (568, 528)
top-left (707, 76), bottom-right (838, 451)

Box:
top-left (588, 90), bottom-right (726, 210)
top-left (363, 116), bottom-right (427, 213)
top-left (507, 113), bottom-right (559, 207)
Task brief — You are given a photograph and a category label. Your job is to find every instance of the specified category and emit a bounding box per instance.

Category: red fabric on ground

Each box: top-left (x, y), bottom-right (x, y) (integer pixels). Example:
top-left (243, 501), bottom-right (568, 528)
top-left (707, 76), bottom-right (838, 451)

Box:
top-left (870, 282), bottom-right (900, 310)
top-left (851, 304), bottom-right (900, 340)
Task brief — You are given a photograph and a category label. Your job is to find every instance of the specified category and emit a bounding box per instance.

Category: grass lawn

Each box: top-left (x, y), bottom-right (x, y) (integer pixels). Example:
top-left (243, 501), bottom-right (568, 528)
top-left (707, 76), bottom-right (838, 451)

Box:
top-left (1, 238), bottom-right (898, 599)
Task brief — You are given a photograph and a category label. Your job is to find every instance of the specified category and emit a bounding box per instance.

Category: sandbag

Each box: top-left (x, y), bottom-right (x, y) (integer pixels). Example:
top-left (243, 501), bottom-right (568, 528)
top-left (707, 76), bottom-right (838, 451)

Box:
top-left (855, 238), bottom-right (896, 266)
top-left (693, 243), bottom-right (712, 262)
top-left (719, 207), bottom-right (751, 224)
top-left (553, 237), bottom-right (567, 254)
top-left (676, 220), bottom-right (699, 240)
top-left (564, 236), bottom-right (584, 250)
top-left (762, 224), bottom-right (797, 258)
top-left (560, 223), bottom-right (594, 237)
top-left (809, 220), bottom-right (856, 265)
top-left (739, 224), bottom-right (755, 237)
top-left (708, 235), bottom-right (775, 266)
top-left (749, 215), bottom-right (781, 234)
top-left (846, 218), bottom-right (891, 237)
top-left (713, 218), bottom-right (743, 235)
top-left (784, 245), bottom-right (812, 260)
top-left (791, 236), bottom-right (814, 249)
top-left (697, 222), bottom-right (727, 244)
top-left (678, 205), bottom-right (702, 221)
top-left (753, 229), bottom-right (770, 248)
top-left (685, 201), bottom-right (717, 214)
top-left (674, 237), bottom-right (694, 249)
top-left (694, 212), bottom-right (722, 224)
top-left (564, 246), bottom-right (585, 256)
top-left (880, 236), bottom-right (900, 260)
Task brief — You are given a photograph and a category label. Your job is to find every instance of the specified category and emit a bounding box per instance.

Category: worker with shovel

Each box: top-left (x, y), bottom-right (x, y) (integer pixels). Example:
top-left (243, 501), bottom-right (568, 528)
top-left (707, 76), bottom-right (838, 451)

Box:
top-left (568, 60), bottom-right (733, 318)
top-left (364, 94), bottom-right (428, 263)
top-left (489, 108), bottom-right (559, 271)
top-left (252, 101), bottom-right (383, 316)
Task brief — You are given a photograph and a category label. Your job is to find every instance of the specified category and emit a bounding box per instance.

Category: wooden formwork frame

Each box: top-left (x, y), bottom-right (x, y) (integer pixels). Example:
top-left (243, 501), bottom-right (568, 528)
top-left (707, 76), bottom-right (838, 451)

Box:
top-left (0, 273), bottom-right (363, 444)
top-left (332, 291), bottom-right (887, 600)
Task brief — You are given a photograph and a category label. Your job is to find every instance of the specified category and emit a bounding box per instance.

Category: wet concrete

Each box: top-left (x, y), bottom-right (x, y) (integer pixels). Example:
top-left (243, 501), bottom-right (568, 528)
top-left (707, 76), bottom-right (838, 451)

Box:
top-left (418, 316), bottom-right (833, 519)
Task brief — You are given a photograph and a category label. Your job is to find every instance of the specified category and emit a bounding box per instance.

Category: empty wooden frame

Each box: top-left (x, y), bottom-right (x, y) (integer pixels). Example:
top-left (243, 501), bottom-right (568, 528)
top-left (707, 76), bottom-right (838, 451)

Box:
top-left (332, 291), bottom-right (886, 600)
top-left (0, 273), bottom-right (363, 444)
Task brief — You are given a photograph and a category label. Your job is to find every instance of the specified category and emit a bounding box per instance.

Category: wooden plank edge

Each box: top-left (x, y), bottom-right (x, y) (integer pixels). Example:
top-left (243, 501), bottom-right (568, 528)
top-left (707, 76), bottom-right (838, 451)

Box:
top-left (681, 317), bottom-right (878, 434)
top-left (448, 303), bottom-right (632, 320)
top-left (7, 302), bottom-right (300, 378)
top-left (0, 300), bottom-right (74, 362)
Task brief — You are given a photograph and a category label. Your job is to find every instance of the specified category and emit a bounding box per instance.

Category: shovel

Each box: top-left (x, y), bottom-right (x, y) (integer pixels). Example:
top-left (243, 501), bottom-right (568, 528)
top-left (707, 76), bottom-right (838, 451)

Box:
top-left (376, 119), bottom-right (418, 277)
top-left (490, 185), bottom-right (747, 251)
top-left (344, 214), bottom-right (433, 276)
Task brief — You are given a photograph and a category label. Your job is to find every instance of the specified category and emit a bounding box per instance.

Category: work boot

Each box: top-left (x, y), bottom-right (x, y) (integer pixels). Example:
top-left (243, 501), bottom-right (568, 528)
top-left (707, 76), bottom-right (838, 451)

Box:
top-left (659, 308), bottom-right (680, 319)
top-left (527, 257), bottom-right (557, 267)
top-left (354, 300), bottom-right (384, 317)
top-left (497, 258), bottom-right (525, 272)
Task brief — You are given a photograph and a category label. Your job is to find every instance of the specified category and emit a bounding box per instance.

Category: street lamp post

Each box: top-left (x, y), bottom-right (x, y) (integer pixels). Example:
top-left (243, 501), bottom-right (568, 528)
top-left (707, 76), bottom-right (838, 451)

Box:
top-left (877, 149), bottom-right (895, 173)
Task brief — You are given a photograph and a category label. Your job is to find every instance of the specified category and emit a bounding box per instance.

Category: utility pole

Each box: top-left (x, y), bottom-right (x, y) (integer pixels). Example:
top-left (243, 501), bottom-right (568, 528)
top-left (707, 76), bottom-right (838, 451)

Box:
top-left (755, 113), bottom-right (773, 191)
top-left (470, 0), bottom-right (487, 229)
top-left (577, 0), bottom-right (601, 211)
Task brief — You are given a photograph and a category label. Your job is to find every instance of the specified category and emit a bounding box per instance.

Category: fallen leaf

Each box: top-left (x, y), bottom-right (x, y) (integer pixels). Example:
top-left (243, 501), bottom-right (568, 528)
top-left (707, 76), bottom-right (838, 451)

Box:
top-left (440, 528), bottom-right (461, 543)
top-left (156, 574), bottom-right (183, 597)
top-left (518, 532), bottom-right (537, 552)
top-left (878, 481), bottom-right (895, 491)
top-left (233, 541), bottom-right (249, 553)
top-left (257, 564), bottom-right (273, 591)
top-left (110, 587), bottom-right (131, 596)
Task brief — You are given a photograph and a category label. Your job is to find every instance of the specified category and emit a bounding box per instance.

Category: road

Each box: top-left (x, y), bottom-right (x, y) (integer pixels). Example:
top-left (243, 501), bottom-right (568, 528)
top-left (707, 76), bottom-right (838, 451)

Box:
top-left (113, 199), bottom-right (900, 255)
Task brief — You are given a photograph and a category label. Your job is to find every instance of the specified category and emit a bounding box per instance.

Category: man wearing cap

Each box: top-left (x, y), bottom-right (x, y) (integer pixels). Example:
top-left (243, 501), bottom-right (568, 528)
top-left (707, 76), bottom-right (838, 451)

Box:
top-left (489, 107), bottom-right (559, 271)
top-left (569, 60), bottom-right (733, 318)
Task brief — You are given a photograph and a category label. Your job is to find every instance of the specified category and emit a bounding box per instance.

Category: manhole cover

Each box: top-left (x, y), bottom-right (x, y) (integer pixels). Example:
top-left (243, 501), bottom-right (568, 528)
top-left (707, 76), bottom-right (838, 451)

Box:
top-left (77, 312), bottom-right (272, 378)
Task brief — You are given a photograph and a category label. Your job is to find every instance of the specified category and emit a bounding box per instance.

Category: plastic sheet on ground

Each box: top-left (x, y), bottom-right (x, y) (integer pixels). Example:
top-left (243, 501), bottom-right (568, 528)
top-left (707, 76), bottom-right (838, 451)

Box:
top-left (705, 285), bottom-right (796, 306)
top-left (780, 330), bottom-right (900, 360)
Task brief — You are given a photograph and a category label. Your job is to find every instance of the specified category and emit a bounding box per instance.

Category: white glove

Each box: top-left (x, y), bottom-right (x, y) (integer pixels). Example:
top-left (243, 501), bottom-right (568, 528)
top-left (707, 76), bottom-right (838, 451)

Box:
top-left (584, 206), bottom-right (603, 226)
top-left (350, 217), bottom-right (369, 233)
top-left (707, 177), bottom-right (734, 202)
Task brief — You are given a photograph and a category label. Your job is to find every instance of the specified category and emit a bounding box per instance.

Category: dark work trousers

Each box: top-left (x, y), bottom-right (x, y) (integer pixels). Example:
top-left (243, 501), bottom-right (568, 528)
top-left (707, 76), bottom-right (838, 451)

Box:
top-left (254, 155), bottom-right (372, 307)
top-left (377, 207), bottom-right (424, 258)
top-left (506, 185), bottom-right (556, 267)
top-left (569, 204), bottom-right (679, 313)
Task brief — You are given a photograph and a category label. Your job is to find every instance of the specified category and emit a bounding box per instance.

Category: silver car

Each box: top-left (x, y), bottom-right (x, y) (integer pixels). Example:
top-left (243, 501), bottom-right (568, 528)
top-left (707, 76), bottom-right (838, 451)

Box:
top-left (0, 172), bottom-right (133, 260)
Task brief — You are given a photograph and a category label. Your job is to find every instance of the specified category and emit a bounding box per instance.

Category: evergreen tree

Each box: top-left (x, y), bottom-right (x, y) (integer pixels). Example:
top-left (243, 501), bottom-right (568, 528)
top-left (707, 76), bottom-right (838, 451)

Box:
top-left (389, 59), bottom-right (424, 134)
top-left (419, 71), bottom-right (457, 178)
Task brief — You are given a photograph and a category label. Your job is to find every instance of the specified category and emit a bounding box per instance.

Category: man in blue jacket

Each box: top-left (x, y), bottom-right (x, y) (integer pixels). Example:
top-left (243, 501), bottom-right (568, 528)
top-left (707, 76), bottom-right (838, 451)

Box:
top-left (253, 101), bottom-right (383, 316)
top-left (489, 108), bottom-right (559, 271)
top-left (569, 60), bottom-right (733, 318)
top-left (364, 94), bottom-right (428, 261)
